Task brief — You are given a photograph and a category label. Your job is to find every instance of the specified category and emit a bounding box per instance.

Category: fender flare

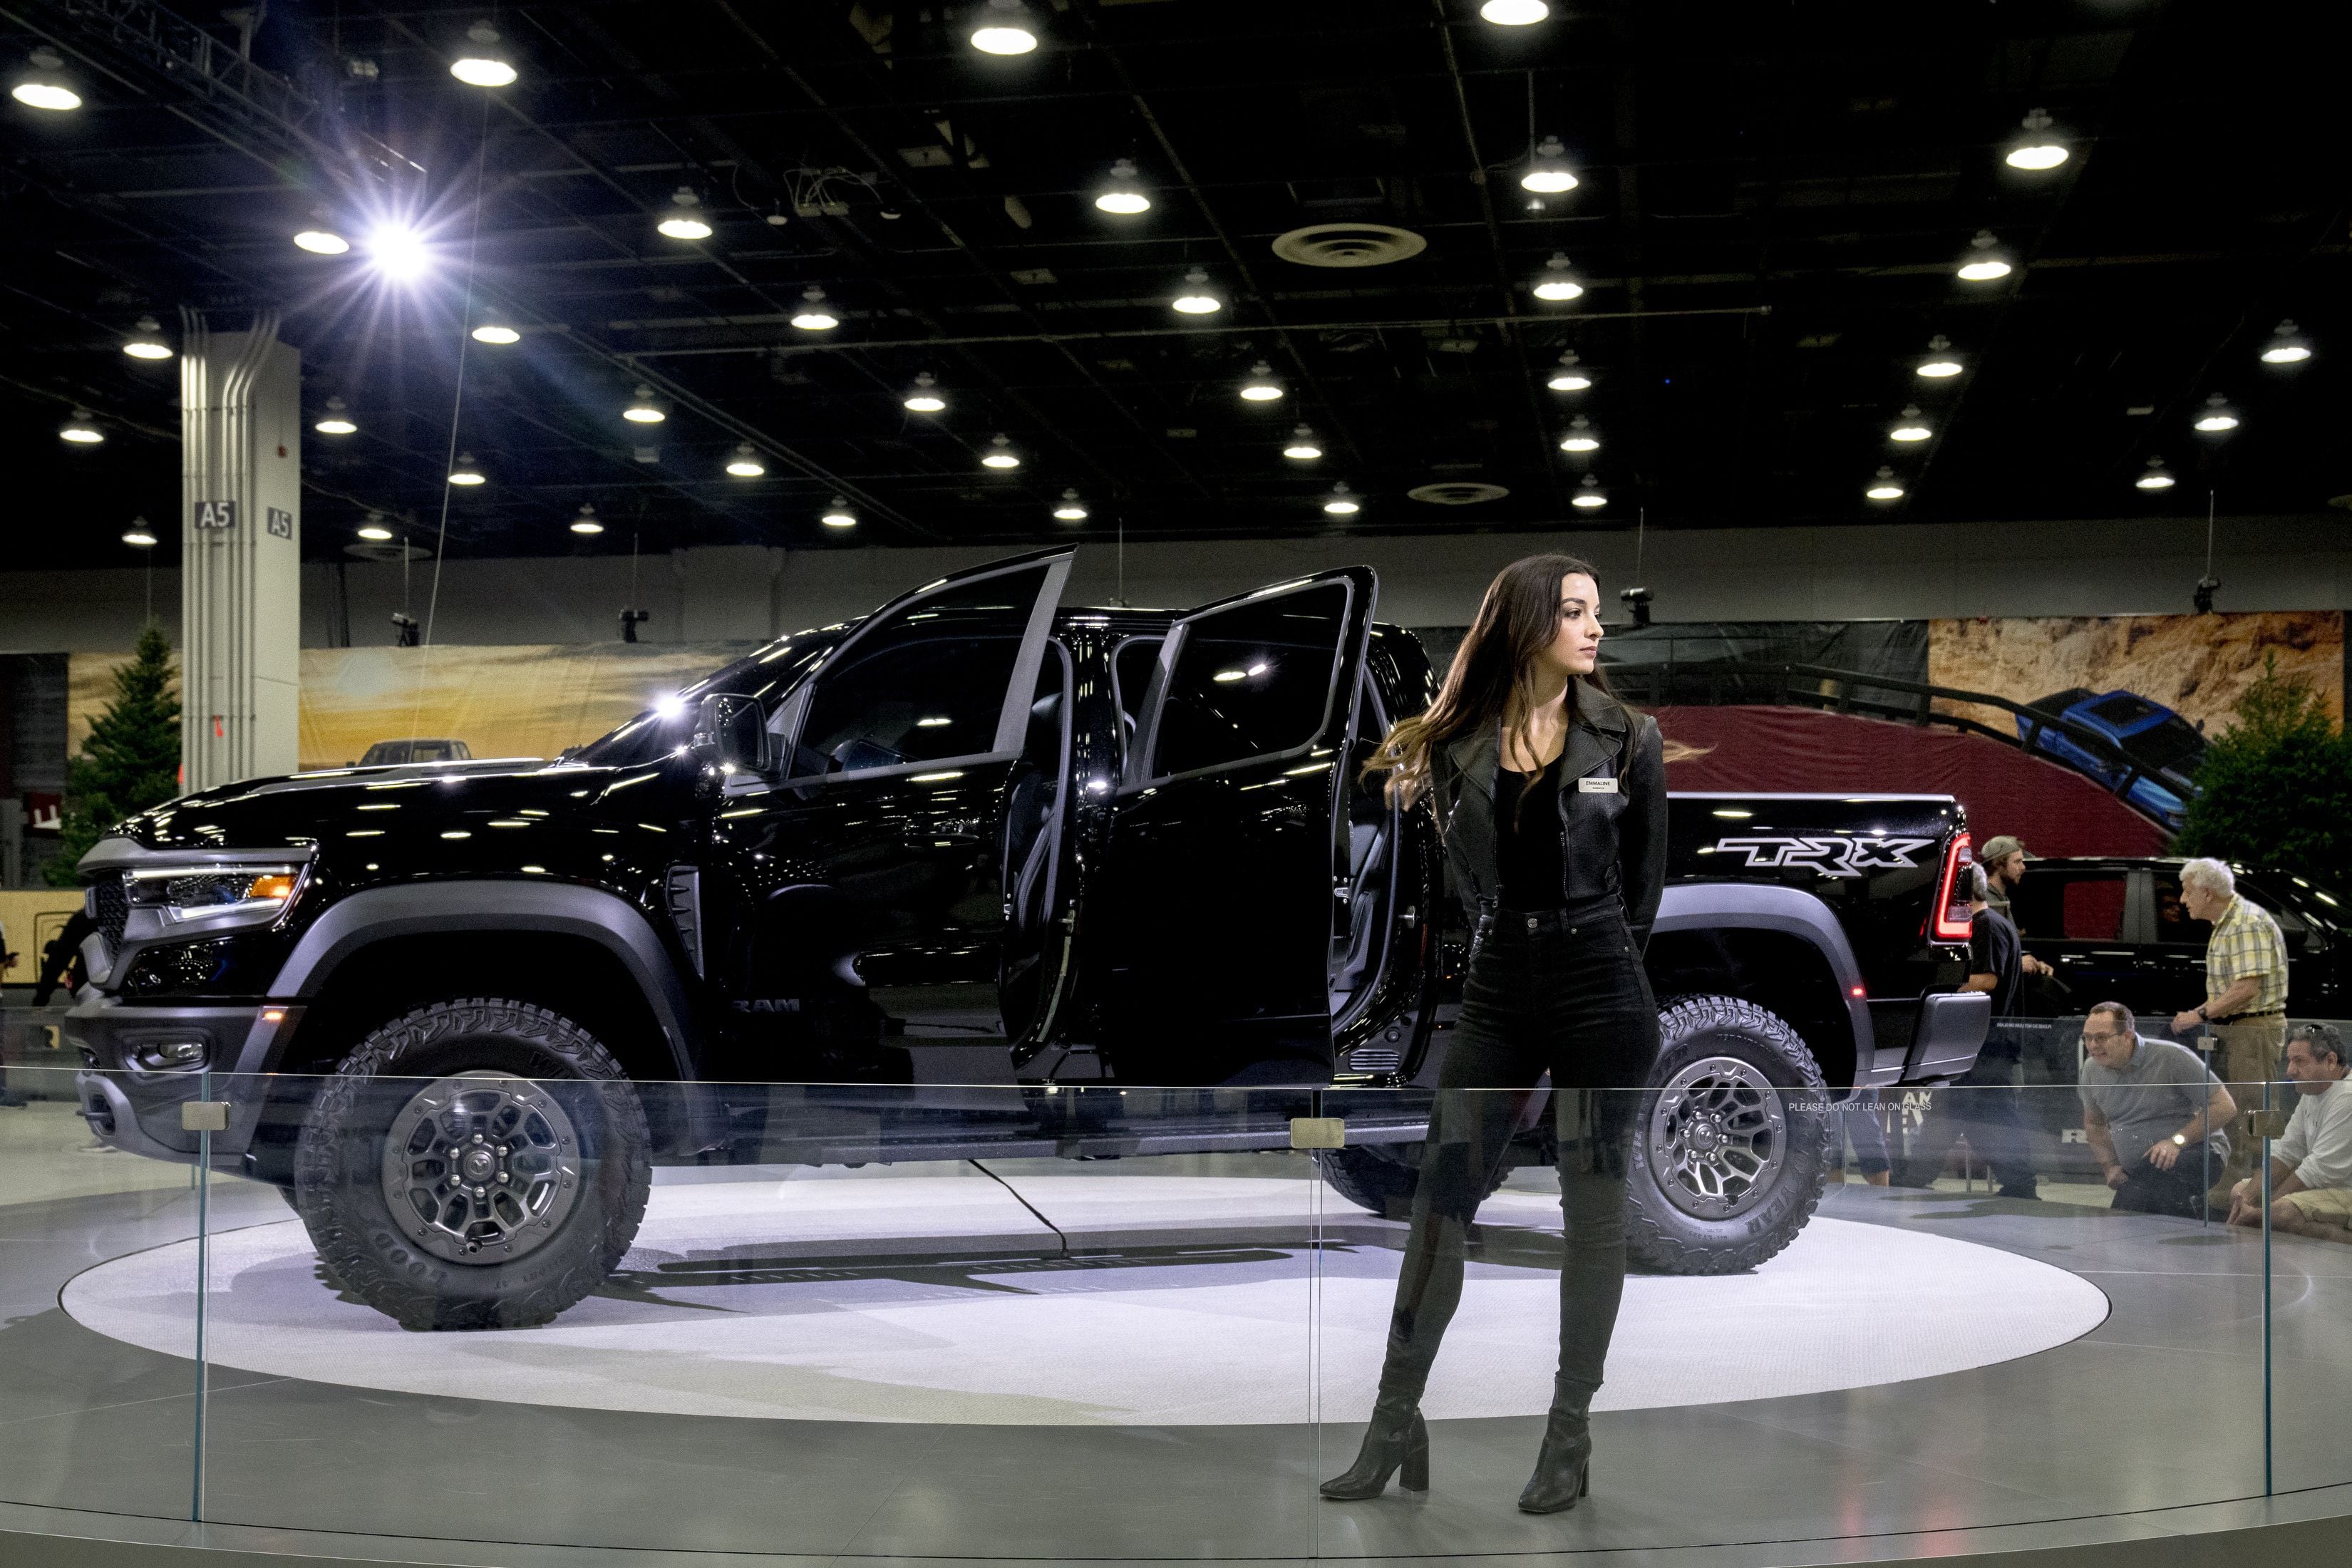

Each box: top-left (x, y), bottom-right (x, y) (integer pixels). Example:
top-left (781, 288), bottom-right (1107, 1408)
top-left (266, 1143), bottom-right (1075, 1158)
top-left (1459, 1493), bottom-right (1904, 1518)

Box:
top-left (268, 881), bottom-right (696, 1080)
top-left (1649, 882), bottom-right (1872, 1083)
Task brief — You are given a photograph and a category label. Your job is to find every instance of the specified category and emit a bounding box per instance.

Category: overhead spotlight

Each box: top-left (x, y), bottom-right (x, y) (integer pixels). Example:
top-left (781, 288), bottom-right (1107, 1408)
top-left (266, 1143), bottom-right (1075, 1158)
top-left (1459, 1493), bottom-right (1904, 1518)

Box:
top-left (12, 48), bottom-right (79, 111)
top-left (450, 21), bottom-right (518, 87)
top-left (1283, 425), bottom-right (1324, 460)
top-left (1546, 350), bottom-right (1592, 391)
top-left (790, 286), bottom-right (840, 331)
top-left (366, 224), bottom-right (430, 282)
top-left (1239, 361), bottom-right (1284, 402)
top-left (314, 396), bottom-right (358, 435)
top-left (1619, 585), bottom-right (1653, 629)
top-left (1558, 415), bottom-right (1599, 453)
top-left (293, 227), bottom-right (350, 255)
top-left (471, 321), bottom-right (520, 345)
top-left (356, 517), bottom-right (395, 542)
top-left (2261, 319), bottom-right (2311, 364)
top-left (725, 444), bottom-right (766, 478)
top-left (1095, 158), bottom-right (1150, 215)
top-left (1956, 229), bottom-right (2013, 283)
top-left (903, 371), bottom-right (947, 413)
top-left (1053, 488), bottom-right (1090, 522)
top-left (1865, 465), bottom-right (1905, 501)
top-left (1322, 483), bottom-right (1361, 517)
top-left (2193, 575), bottom-right (2219, 614)
top-left (1520, 136), bottom-right (1579, 194)
top-left (1889, 405), bottom-right (1931, 442)
top-left (1172, 268), bottom-right (1223, 315)
top-left (122, 316), bottom-right (172, 360)
top-left (820, 497), bottom-right (859, 528)
top-left (2135, 457), bottom-right (2177, 491)
top-left (570, 503), bottom-right (604, 535)
top-left (1916, 334), bottom-right (1962, 378)
top-left (1480, 0), bottom-right (1550, 22)
top-left (2005, 108), bottom-right (2068, 171)
top-left (58, 410), bottom-right (103, 445)
top-left (656, 187), bottom-right (712, 241)
top-left (2193, 393), bottom-right (2239, 433)
top-left (122, 524), bottom-right (158, 548)
top-left (1571, 473), bottom-right (1606, 509)
top-left (982, 434), bottom-right (1022, 470)
top-left (1532, 252), bottom-right (1584, 302)
top-left (970, 0), bottom-right (1040, 54)
top-left (448, 452), bottom-right (486, 485)
top-left (623, 385), bottom-right (666, 424)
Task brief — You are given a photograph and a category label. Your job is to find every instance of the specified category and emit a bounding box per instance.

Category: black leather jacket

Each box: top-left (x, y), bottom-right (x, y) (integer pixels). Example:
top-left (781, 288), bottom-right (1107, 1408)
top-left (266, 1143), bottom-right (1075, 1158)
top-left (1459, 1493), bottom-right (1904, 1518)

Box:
top-left (1427, 679), bottom-right (1670, 952)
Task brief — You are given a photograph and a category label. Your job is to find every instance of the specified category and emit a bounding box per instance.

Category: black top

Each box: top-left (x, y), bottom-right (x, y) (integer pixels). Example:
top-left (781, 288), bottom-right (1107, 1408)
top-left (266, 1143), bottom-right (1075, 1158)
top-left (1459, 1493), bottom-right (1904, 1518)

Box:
top-left (1970, 906), bottom-right (2023, 1022)
top-left (1493, 754), bottom-right (1567, 910)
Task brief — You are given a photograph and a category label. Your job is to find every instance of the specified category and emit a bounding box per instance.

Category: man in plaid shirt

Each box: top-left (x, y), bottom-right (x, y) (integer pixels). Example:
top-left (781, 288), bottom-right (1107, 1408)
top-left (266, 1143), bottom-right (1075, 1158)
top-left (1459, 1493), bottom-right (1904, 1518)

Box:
top-left (2170, 857), bottom-right (2289, 1206)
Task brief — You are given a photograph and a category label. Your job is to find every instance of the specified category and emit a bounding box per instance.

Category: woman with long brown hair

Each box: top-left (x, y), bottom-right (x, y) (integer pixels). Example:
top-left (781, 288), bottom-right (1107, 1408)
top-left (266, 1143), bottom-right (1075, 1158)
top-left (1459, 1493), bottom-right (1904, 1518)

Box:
top-left (1322, 552), bottom-right (1667, 1514)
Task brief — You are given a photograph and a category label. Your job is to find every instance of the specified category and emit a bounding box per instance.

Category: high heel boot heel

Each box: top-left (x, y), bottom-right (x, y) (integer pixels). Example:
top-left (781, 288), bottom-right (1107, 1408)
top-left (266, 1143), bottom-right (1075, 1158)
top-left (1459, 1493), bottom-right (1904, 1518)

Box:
top-left (1517, 1404), bottom-right (1594, 1514)
top-left (1321, 1395), bottom-right (1429, 1500)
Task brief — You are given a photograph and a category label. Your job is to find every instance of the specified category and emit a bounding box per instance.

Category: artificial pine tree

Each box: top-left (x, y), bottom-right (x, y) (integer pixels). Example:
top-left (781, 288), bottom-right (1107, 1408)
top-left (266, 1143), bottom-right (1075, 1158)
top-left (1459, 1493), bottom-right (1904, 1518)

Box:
top-left (46, 622), bottom-right (182, 886)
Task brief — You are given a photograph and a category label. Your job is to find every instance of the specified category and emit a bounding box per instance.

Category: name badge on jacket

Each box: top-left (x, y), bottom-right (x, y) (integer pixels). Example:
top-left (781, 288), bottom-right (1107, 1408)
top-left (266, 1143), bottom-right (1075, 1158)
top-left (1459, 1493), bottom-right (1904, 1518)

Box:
top-left (1577, 776), bottom-right (1619, 794)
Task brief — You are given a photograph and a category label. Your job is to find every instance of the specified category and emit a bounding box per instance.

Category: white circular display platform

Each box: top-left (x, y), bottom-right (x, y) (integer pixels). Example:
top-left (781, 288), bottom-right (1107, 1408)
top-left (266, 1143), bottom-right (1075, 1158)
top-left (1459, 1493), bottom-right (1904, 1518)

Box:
top-left (63, 1175), bottom-right (2106, 1426)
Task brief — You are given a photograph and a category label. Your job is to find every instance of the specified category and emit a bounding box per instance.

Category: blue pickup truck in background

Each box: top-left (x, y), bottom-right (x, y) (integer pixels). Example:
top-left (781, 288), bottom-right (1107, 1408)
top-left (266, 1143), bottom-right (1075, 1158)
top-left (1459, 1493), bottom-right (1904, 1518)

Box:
top-left (2019, 688), bottom-right (2204, 827)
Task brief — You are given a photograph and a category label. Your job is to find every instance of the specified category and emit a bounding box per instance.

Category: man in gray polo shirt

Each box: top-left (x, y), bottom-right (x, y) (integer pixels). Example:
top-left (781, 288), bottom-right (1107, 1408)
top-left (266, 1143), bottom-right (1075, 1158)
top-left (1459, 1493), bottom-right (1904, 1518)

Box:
top-left (2078, 1000), bottom-right (2239, 1219)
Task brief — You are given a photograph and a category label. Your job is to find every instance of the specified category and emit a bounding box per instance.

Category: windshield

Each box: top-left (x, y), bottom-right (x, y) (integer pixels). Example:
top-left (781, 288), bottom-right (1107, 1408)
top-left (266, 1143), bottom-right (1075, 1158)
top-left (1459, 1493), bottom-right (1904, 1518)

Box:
top-left (567, 630), bottom-right (845, 768)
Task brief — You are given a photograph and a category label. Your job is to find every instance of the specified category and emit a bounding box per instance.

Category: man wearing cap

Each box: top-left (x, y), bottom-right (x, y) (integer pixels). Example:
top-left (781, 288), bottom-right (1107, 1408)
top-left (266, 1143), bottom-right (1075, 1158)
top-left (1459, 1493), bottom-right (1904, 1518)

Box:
top-left (1975, 835), bottom-right (2056, 982)
top-left (2170, 857), bottom-right (2290, 1207)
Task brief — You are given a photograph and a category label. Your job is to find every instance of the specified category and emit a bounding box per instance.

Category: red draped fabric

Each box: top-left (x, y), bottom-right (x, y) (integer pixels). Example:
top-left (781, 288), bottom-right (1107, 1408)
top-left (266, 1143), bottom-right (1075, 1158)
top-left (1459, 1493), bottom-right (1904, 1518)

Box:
top-left (1651, 705), bottom-right (2173, 858)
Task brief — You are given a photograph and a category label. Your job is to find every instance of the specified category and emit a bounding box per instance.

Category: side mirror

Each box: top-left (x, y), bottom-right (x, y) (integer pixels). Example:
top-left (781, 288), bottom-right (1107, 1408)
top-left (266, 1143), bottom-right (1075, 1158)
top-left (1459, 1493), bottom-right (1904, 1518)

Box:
top-left (691, 693), bottom-right (775, 776)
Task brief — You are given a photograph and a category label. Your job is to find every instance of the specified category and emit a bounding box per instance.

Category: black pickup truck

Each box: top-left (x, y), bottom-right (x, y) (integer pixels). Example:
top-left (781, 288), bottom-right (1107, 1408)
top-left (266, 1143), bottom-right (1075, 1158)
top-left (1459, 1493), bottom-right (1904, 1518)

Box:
top-left (67, 549), bottom-right (1986, 1329)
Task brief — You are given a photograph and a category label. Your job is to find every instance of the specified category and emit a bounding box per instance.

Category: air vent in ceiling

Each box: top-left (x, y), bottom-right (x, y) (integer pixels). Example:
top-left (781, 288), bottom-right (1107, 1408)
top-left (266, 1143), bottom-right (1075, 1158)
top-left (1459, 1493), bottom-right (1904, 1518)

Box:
top-left (1272, 222), bottom-right (1428, 269)
top-left (1407, 482), bottom-right (1510, 506)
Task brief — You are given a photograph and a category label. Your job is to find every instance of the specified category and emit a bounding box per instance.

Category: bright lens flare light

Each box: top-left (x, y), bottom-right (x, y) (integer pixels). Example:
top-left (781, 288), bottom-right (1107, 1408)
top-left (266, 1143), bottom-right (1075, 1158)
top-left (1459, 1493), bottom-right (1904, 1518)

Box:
top-left (367, 225), bottom-right (430, 281)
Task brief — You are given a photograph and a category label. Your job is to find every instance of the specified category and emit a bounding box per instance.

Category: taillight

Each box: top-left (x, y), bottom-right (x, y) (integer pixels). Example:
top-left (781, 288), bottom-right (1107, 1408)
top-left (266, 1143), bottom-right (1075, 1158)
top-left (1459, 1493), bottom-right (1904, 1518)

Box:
top-left (1929, 831), bottom-right (1974, 942)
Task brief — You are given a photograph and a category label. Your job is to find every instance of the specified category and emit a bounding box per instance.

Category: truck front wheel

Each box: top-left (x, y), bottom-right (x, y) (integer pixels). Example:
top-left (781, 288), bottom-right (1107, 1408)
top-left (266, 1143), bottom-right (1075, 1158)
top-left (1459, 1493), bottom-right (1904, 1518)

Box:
top-left (292, 997), bottom-right (652, 1331)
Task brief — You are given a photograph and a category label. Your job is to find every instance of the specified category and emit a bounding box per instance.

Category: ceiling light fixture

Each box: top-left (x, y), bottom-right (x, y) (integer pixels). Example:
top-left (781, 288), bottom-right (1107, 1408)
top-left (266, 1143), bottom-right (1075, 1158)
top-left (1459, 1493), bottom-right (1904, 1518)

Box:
top-left (2261, 319), bottom-right (2311, 364)
top-left (2005, 108), bottom-right (2068, 171)
top-left (1558, 415), bottom-right (1599, 453)
top-left (790, 285), bottom-right (840, 331)
top-left (1889, 405), bottom-right (1931, 442)
top-left (449, 21), bottom-right (517, 87)
top-left (1532, 252), bottom-right (1584, 302)
top-left (622, 386), bottom-right (666, 424)
top-left (356, 518), bottom-right (395, 542)
top-left (1480, 0), bottom-right (1550, 23)
top-left (1571, 473), bottom-right (1606, 509)
top-left (1322, 483), bottom-right (1361, 517)
top-left (2193, 393), bottom-right (2239, 433)
top-left (471, 321), bottom-right (520, 345)
top-left (903, 371), bottom-right (946, 413)
top-left (982, 434), bottom-right (1022, 470)
top-left (656, 187), bottom-right (712, 241)
top-left (970, 0), bottom-right (1040, 54)
top-left (1546, 350), bottom-right (1592, 391)
top-left (366, 224), bottom-right (430, 281)
top-left (314, 396), bottom-right (358, 435)
top-left (569, 503), bottom-right (603, 535)
top-left (1865, 465), bottom-right (1905, 501)
top-left (1172, 268), bottom-right (1222, 315)
top-left (122, 524), bottom-right (158, 547)
top-left (1239, 361), bottom-right (1284, 402)
top-left (725, 444), bottom-right (766, 478)
top-left (820, 497), bottom-right (858, 528)
top-left (14, 49), bottom-right (79, 111)
top-left (58, 410), bottom-right (103, 444)
top-left (1521, 136), bottom-right (1579, 194)
top-left (1053, 488), bottom-right (1090, 522)
top-left (293, 227), bottom-right (350, 254)
top-left (448, 453), bottom-right (485, 485)
top-left (2135, 457), bottom-right (2176, 491)
top-left (1283, 425), bottom-right (1323, 460)
top-left (1956, 229), bottom-right (2013, 282)
top-left (1095, 158), bottom-right (1150, 215)
top-left (1917, 335), bottom-right (1962, 378)
top-left (122, 316), bottom-right (172, 360)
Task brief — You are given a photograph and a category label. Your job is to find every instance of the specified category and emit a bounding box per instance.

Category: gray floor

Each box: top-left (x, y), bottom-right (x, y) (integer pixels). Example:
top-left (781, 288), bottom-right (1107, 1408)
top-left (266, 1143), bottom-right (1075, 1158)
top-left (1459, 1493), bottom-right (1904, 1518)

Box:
top-left (2, 1132), bottom-right (2348, 1562)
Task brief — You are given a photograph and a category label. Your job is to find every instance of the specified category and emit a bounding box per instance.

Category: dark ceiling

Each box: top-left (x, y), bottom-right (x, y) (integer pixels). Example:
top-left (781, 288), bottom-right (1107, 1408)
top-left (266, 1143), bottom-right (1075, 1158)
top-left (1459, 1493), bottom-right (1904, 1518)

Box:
top-left (4, 0), bottom-right (2346, 572)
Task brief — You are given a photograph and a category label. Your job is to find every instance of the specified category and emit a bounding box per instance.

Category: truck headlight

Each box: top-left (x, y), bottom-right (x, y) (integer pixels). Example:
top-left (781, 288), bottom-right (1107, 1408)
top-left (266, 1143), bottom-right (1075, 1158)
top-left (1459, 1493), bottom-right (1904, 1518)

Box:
top-left (125, 864), bottom-right (305, 929)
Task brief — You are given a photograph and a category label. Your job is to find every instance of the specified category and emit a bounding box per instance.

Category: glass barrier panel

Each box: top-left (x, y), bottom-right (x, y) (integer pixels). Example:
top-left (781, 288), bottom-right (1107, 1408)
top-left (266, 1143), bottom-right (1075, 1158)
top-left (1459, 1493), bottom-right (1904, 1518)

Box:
top-left (85, 1069), bottom-right (1335, 1558)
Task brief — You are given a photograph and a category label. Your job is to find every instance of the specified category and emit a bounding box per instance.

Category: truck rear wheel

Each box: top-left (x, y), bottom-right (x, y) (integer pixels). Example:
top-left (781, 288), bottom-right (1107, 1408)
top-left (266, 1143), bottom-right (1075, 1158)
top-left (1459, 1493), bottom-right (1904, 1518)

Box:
top-left (292, 997), bottom-right (651, 1331)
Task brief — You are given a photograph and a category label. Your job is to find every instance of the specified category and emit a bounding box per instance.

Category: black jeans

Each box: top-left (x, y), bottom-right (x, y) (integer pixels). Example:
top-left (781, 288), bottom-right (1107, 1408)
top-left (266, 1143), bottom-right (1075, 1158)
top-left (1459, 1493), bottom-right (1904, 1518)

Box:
top-left (1897, 1047), bottom-right (2038, 1195)
top-left (1377, 894), bottom-right (1661, 1408)
top-left (2112, 1144), bottom-right (2222, 1219)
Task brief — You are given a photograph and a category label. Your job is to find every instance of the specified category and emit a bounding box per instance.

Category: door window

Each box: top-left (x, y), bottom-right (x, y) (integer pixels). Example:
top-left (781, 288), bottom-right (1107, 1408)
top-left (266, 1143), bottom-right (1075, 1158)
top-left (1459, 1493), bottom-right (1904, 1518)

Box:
top-left (788, 562), bottom-right (1054, 780)
top-left (1140, 582), bottom-right (1351, 782)
top-left (1111, 635), bottom-right (1165, 770)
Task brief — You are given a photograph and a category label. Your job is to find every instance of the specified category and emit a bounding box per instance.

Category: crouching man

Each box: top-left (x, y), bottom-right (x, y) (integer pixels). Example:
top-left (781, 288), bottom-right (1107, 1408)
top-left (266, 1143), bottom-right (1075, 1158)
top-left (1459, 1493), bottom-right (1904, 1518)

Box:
top-left (2078, 1001), bottom-right (2237, 1219)
top-left (2229, 1022), bottom-right (2352, 1242)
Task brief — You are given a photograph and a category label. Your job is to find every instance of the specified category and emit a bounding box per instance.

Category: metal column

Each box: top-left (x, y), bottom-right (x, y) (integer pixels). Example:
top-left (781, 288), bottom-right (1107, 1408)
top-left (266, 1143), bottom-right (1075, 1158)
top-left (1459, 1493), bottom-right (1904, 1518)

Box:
top-left (179, 312), bottom-right (301, 794)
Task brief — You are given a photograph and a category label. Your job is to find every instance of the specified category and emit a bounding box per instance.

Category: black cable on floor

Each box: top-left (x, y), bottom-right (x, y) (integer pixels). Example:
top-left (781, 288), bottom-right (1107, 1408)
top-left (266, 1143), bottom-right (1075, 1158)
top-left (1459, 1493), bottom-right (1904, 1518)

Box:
top-left (967, 1159), bottom-right (1071, 1257)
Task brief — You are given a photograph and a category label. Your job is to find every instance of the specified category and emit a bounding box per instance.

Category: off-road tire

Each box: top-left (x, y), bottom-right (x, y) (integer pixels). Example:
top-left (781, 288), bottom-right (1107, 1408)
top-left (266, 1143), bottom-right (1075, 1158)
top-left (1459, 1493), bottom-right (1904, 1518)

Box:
top-left (1319, 1140), bottom-right (1511, 1221)
top-left (1624, 994), bottom-right (1833, 1276)
top-left (292, 997), bottom-right (651, 1331)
